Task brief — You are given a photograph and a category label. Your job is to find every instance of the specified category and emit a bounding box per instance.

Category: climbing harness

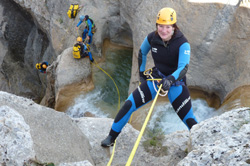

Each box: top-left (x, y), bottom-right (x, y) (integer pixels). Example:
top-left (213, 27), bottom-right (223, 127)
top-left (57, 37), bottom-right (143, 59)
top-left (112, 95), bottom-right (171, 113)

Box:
top-left (129, 68), bottom-right (168, 124)
top-left (91, 26), bottom-right (97, 34)
top-left (143, 68), bottom-right (168, 96)
top-left (126, 84), bottom-right (164, 166)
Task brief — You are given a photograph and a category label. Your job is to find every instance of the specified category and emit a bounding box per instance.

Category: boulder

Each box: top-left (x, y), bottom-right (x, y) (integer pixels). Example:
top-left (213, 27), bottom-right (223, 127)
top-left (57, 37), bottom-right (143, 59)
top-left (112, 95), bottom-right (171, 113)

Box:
top-left (0, 91), bottom-right (94, 165)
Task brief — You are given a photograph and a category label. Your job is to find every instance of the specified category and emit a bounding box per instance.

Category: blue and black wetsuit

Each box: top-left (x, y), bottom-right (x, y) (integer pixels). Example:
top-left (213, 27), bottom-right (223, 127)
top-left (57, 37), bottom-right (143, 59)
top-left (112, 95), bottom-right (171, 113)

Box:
top-left (76, 15), bottom-right (95, 44)
top-left (109, 30), bottom-right (198, 138)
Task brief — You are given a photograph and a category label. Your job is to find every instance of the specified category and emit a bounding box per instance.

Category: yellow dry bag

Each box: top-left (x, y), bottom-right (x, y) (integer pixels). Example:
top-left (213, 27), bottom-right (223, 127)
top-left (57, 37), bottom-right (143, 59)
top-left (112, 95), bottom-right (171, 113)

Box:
top-left (73, 44), bottom-right (81, 59)
top-left (67, 4), bottom-right (79, 19)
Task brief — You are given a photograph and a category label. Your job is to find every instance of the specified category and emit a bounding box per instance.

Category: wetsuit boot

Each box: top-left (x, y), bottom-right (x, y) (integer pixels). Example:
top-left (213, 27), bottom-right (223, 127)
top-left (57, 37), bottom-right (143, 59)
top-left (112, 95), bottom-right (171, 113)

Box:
top-left (101, 129), bottom-right (120, 147)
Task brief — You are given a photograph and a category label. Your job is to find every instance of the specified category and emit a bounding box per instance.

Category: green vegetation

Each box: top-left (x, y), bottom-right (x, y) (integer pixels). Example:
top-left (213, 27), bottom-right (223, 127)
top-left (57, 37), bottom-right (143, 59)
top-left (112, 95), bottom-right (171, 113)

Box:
top-left (184, 148), bottom-right (189, 155)
top-left (143, 128), bottom-right (168, 157)
top-left (58, 17), bottom-right (63, 24)
top-left (24, 159), bottom-right (55, 166)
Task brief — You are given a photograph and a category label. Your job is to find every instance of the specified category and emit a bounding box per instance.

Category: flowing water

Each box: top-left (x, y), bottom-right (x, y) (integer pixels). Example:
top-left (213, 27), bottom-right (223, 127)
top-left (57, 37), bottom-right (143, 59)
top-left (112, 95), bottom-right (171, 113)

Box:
top-left (66, 46), bottom-right (132, 118)
top-left (66, 45), bottom-right (223, 134)
top-left (148, 99), bottom-right (222, 134)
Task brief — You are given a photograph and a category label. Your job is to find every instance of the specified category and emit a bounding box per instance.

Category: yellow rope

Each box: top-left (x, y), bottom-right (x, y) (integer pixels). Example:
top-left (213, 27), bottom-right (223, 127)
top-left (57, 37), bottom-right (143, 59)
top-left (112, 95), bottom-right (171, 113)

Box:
top-left (126, 84), bottom-right (163, 166)
top-left (128, 78), bottom-right (162, 124)
top-left (106, 140), bottom-right (117, 166)
top-left (147, 78), bottom-right (162, 81)
top-left (128, 113), bottom-right (133, 124)
top-left (92, 59), bottom-right (121, 166)
top-left (91, 60), bottom-right (121, 114)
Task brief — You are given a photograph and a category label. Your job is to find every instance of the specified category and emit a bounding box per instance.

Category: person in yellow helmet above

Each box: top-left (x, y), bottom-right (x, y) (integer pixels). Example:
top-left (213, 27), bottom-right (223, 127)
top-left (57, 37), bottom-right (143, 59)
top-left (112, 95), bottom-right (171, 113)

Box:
top-left (101, 7), bottom-right (198, 147)
top-left (73, 37), bottom-right (94, 62)
top-left (35, 62), bottom-right (49, 73)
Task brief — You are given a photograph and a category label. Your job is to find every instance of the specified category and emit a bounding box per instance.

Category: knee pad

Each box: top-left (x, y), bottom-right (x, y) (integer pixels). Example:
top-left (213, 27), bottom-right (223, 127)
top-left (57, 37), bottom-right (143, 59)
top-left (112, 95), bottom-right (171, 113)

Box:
top-left (114, 100), bottom-right (132, 123)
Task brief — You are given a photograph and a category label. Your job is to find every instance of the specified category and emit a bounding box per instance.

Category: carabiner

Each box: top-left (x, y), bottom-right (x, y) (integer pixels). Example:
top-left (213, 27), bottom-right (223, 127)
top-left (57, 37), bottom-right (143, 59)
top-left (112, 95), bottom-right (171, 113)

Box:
top-left (143, 68), bottom-right (153, 76)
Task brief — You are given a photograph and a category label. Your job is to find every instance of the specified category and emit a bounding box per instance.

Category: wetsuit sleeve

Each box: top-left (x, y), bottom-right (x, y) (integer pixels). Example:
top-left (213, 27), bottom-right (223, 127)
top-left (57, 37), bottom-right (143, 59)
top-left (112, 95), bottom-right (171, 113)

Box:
top-left (138, 36), bottom-right (151, 72)
top-left (87, 19), bottom-right (92, 36)
top-left (88, 51), bottom-right (94, 62)
top-left (171, 42), bottom-right (190, 81)
top-left (76, 20), bottom-right (83, 27)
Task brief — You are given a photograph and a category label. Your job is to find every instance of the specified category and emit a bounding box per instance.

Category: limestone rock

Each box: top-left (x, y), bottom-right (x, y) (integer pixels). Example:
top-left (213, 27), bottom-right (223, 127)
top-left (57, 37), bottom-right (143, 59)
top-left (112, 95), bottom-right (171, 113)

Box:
top-left (74, 117), bottom-right (190, 166)
top-left (0, 106), bottom-right (35, 165)
top-left (59, 161), bottom-right (93, 166)
top-left (48, 47), bottom-right (94, 111)
top-left (177, 108), bottom-right (250, 165)
top-left (0, 91), bottom-right (94, 165)
top-left (0, 90), bottom-right (249, 165)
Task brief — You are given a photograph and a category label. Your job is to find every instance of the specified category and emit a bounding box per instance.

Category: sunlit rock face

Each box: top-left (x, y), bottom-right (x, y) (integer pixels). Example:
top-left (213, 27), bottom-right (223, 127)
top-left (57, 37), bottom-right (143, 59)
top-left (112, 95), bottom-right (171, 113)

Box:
top-left (0, 105), bottom-right (35, 165)
top-left (177, 107), bottom-right (250, 166)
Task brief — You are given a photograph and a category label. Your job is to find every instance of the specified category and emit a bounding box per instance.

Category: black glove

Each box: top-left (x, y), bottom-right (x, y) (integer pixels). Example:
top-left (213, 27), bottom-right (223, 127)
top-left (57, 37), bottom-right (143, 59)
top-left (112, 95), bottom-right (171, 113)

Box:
top-left (159, 78), bottom-right (172, 91)
top-left (139, 72), bottom-right (147, 83)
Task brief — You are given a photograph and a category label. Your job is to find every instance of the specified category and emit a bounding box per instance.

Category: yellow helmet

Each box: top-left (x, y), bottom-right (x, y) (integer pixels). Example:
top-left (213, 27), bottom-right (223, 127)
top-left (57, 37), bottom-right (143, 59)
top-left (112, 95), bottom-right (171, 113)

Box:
top-left (42, 64), bottom-right (47, 69)
top-left (156, 7), bottom-right (177, 25)
top-left (36, 63), bottom-right (41, 69)
top-left (77, 37), bottom-right (83, 42)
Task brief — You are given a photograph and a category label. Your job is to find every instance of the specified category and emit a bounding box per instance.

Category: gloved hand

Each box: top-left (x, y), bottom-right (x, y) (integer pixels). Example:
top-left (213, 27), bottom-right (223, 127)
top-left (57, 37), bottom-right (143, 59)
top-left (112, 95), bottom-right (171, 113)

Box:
top-left (158, 78), bottom-right (172, 91)
top-left (139, 72), bottom-right (147, 83)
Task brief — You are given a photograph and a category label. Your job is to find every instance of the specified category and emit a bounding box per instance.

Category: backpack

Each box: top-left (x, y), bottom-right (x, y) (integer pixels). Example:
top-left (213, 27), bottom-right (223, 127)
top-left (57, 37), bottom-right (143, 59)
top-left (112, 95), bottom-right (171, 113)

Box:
top-left (85, 15), bottom-right (97, 33)
top-left (67, 4), bottom-right (79, 19)
top-left (85, 15), bottom-right (93, 23)
top-left (73, 43), bottom-right (82, 59)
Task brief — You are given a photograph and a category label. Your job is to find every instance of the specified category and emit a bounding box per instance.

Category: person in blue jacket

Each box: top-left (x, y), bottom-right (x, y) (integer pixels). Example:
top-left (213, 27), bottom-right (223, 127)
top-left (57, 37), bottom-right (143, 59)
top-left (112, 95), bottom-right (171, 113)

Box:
top-left (76, 15), bottom-right (96, 44)
top-left (36, 62), bottom-right (49, 73)
top-left (101, 7), bottom-right (198, 147)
